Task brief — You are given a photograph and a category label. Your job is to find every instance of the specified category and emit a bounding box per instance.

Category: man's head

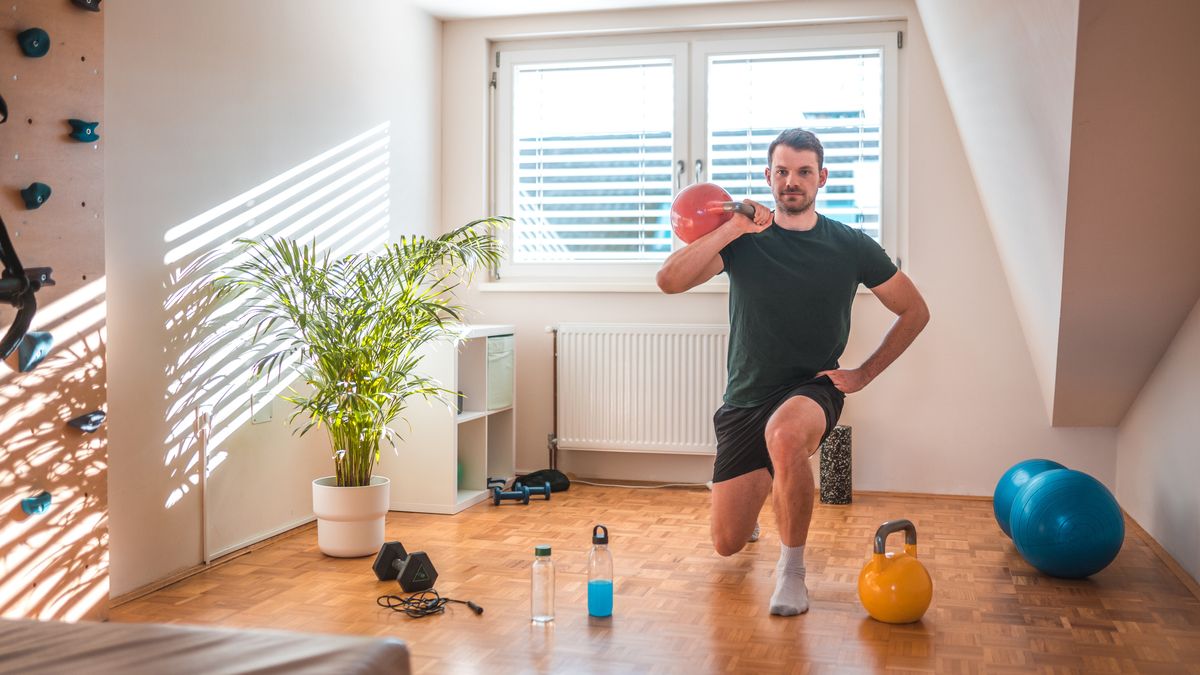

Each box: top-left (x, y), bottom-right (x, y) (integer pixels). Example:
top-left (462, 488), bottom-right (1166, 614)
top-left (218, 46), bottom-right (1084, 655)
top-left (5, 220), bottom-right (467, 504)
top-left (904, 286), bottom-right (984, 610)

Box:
top-left (765, 129), bottom-right (827, 217)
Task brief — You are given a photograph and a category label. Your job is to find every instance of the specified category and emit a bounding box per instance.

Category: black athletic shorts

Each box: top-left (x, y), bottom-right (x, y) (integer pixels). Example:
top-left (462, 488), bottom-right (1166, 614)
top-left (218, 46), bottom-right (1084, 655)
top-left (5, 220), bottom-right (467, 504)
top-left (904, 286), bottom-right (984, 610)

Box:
top-left (711, 375), bottom-right (845, 483)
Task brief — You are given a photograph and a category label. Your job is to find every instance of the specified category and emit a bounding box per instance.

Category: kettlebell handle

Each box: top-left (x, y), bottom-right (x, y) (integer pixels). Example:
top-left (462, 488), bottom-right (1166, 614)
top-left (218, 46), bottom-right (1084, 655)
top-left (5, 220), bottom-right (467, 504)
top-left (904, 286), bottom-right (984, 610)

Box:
top-left (873, 519), bottom-right (918, 555)
top-left (726, 202), bottom-right (758, 218)
top-left (705, 201), bottom-right (758, 218)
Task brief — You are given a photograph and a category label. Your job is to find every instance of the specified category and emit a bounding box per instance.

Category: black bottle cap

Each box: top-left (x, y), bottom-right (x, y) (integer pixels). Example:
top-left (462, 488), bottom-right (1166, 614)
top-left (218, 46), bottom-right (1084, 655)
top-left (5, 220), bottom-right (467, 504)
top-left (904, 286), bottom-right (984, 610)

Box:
top-left (592, 524), bottom-right (609, 545)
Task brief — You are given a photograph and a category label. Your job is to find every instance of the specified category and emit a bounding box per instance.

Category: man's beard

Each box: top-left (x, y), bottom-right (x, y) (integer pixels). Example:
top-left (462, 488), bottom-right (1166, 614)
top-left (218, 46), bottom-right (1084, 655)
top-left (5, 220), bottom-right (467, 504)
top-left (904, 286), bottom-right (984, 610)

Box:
top-left (775, 190), bottom-right (815, 216)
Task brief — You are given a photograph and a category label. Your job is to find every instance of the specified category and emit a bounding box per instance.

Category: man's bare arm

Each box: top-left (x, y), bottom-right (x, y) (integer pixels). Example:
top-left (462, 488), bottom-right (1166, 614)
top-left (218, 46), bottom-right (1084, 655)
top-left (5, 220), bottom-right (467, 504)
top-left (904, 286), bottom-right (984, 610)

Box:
top-left (656, 201), bottom-right (771, 294)
top-left (818, 271), bottom-right (930, 393)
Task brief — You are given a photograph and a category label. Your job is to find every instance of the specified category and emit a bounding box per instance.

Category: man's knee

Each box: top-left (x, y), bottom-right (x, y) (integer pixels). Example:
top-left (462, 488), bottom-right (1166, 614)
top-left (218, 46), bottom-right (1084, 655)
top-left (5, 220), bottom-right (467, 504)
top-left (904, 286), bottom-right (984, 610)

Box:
top-left (711, 515), bottom-right (750, 557)
top-left (766, 423), bottom-right (822, 465)
top-left (712, 530), bottom-right (747, 557)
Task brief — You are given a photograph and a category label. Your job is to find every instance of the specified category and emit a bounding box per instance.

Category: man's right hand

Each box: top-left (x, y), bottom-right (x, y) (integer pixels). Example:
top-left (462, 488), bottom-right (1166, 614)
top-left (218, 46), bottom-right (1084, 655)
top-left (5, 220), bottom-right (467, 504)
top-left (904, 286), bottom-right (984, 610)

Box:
top-left (728, 199), bottom-right (772, 235)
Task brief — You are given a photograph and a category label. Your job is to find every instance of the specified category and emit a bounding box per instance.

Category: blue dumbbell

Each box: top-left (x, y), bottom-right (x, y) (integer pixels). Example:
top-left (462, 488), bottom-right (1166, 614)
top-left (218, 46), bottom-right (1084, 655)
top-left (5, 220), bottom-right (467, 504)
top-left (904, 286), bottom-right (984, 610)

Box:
top-left (515, 480), bottom-right (551, 501)
top-left (493, 484), bottom-right (530, 505)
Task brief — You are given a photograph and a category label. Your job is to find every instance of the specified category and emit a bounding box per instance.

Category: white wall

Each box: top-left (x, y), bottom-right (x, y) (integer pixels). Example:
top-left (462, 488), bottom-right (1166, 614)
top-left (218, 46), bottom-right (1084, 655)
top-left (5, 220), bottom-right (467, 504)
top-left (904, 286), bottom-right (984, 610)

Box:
top-left (105, 1), bottom-right (441, 596)
top-left (1117, 296), bottom-right (1200, 582)
top-left (914, 0), bottom-right (1078, 423)
top-left (1055, 0), bottom-right (1200, 425)
top-left (443, 0), bottom-right (1115, 494)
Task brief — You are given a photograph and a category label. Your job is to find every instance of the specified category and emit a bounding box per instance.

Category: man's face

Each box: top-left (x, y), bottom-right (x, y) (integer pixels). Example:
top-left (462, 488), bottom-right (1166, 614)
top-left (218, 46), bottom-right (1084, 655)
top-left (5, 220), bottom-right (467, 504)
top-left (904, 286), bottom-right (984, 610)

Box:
top-left (765, 146), bottom-right (827, 216)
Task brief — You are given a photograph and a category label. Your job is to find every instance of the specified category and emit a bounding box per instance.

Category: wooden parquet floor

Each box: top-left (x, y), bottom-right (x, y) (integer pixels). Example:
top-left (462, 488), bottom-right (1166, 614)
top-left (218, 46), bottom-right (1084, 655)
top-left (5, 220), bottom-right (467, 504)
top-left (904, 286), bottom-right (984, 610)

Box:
top-left (110, 485), bottom-right (1200, 674)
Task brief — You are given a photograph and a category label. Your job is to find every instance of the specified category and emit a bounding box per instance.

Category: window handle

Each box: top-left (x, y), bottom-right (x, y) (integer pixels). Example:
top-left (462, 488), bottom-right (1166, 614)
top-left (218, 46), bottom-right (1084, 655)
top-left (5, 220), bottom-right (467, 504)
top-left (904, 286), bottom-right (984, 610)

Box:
top-left (676, 160), bottom-right (685, 190)
top-left (694, 159), bottom-right (704, 184)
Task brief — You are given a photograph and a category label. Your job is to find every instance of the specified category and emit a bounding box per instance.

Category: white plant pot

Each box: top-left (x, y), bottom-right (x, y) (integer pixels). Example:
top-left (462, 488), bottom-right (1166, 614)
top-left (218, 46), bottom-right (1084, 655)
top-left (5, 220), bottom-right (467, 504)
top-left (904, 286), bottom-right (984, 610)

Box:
top-left (312, 476), bottom-right (390, 557)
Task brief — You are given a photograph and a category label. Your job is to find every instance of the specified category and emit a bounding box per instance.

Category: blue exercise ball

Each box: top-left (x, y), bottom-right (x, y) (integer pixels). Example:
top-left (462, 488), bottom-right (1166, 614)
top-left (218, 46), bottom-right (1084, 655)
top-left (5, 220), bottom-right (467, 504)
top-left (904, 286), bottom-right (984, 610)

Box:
top-left (1009, 469), bottom-right (1124, 579)
top-left (993, 458), bottom-right (1065, 538)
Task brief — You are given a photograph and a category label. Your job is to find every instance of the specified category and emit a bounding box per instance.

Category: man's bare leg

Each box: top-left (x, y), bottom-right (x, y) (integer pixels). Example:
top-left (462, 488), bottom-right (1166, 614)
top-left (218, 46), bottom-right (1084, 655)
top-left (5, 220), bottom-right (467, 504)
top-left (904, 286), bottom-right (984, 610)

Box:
top-left (710, 468), bottom-right (772, 557)
top-left (764, 396), bottom-right (826, 615)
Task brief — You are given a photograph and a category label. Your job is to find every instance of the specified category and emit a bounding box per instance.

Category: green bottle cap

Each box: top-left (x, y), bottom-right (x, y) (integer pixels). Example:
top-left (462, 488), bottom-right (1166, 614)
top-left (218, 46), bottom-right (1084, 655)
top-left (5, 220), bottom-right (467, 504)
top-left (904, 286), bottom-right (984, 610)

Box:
top-left (535, 544), bottom-right (551, 557)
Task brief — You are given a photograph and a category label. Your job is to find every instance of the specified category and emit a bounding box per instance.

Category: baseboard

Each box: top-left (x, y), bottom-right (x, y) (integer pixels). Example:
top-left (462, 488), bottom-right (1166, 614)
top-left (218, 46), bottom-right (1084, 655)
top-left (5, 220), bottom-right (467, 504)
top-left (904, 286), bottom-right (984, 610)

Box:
top-left (109, 519), bottom-right (317, 609)
top-left (853, 489), bottom-right (991, 501)
top-left (207, 516), bottom-right (317, 560)
top-left (1124, 511), bottom-right (1200, 602)
top-left (563, 473), bottom-right (709, 489)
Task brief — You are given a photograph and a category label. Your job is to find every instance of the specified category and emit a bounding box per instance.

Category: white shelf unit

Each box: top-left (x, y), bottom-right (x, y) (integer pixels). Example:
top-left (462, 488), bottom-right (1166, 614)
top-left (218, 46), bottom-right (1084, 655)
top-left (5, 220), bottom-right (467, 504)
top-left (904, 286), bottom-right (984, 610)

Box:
top-left (378, 324), bottom-right (516, 514)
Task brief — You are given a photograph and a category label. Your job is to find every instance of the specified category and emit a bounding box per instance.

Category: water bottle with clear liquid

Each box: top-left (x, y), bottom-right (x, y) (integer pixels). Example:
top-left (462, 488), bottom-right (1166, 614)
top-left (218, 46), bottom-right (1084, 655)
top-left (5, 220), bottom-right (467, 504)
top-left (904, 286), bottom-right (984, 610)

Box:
top-left (531, 544), bottom-right (555, 623)
top-left (588, 525), bottom-right (613, 617)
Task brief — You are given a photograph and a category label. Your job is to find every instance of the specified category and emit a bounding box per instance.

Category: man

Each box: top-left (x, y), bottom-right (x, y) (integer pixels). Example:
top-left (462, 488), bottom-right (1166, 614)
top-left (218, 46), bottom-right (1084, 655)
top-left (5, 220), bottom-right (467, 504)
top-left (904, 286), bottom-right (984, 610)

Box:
top-left (656, 128), bottom-right (929, 616)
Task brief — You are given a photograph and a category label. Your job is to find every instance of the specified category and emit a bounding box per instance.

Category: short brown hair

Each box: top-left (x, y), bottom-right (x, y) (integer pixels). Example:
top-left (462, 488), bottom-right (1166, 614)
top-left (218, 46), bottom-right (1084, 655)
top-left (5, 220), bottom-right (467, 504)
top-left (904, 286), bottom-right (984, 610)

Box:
top-left (767, 128), bottom-right (824, 169)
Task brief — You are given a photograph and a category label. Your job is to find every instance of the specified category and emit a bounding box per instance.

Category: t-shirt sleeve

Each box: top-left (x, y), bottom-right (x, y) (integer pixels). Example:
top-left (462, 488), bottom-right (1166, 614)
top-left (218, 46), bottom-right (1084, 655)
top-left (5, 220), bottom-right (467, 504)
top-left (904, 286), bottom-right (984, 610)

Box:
top-left (718, 240), bottom-right (734, 273)
top-left (855, 230), bottom-right (898, 288)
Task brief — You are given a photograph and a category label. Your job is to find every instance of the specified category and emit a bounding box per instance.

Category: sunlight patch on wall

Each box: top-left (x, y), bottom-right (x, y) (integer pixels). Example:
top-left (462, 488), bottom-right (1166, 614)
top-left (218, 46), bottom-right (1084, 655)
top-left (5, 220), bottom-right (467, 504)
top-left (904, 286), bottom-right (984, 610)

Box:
top-left (0, 277), bottom-right (107, 620)
top-left (158, 123), bottom-right (392, 511)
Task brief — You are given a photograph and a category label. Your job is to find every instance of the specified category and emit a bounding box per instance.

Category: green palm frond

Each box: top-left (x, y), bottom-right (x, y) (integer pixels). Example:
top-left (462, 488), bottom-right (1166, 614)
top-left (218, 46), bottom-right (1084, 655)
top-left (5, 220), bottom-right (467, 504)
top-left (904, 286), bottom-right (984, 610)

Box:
top-left (209, 217), bottom-right (510, 486)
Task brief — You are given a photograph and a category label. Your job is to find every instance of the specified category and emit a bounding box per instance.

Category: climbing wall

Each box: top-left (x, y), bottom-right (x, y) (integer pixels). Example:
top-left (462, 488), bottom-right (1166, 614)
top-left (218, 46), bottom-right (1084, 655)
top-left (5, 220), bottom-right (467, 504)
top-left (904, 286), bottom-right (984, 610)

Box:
top-left (0, 1), bottom-right (107, 620)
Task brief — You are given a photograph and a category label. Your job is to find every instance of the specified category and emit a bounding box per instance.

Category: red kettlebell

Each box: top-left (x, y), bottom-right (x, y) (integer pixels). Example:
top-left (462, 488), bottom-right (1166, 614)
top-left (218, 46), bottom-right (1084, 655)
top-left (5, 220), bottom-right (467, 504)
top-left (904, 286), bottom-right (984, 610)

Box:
top-left (669, 182), bottom-right (757, 244)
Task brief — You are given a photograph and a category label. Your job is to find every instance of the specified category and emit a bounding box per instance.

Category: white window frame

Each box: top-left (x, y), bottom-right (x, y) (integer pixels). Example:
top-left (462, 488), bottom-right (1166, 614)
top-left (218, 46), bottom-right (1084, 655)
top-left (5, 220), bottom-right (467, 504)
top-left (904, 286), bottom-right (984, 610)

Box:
top-left (494, 42), bottom-right (689, 281)
top-left (491, 22), bottom-right (904, 287)
top-left (691, 32), bottom-right (900, 264)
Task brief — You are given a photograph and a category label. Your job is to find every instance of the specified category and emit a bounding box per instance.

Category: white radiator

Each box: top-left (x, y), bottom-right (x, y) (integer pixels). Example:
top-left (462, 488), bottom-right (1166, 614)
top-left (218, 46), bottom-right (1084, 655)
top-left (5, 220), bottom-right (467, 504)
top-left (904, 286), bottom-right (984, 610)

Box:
top-left (555, 323), bottom-right (728, 455)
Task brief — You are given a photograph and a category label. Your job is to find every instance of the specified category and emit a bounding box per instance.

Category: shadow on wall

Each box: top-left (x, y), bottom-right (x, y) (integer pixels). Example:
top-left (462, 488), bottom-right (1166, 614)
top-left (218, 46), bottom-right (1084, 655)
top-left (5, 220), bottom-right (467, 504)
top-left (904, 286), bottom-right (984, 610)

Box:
top-left (155, 122), bottom-right (393, 517)
top-left (0, 278), bottom-right (108, 620)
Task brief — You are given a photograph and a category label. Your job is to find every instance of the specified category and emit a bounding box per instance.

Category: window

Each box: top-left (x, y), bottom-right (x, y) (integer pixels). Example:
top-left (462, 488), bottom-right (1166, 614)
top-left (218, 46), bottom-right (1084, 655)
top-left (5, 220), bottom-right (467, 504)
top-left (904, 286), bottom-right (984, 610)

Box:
top-left (509, 54), bottom-right (679, 264)
top-left (493, 25), bottom-right (901, 281)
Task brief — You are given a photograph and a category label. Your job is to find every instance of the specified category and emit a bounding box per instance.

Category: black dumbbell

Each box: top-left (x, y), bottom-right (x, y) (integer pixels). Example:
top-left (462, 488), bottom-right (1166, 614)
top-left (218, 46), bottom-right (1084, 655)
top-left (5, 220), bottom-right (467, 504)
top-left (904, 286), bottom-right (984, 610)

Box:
top-left (493, 484), bottom-right (530, 505)
top-left (373, 541), bottom-right (438, 592)
top-left (515, 480), bottom-right (551, 501)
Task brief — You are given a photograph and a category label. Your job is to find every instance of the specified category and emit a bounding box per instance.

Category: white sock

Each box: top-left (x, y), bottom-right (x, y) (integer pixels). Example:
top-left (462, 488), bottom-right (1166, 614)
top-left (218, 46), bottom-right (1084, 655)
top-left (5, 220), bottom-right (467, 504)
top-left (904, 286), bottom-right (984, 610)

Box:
top-left (769, 543), bottom-right (808, 616)
top-left (748, 522), bottom-right (760, 543)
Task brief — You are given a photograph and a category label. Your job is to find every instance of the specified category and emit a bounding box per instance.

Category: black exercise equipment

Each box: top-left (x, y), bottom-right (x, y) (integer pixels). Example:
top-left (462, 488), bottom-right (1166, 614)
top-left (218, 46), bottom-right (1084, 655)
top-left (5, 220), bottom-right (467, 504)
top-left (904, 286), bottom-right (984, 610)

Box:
top-left (515, 480), bottom-right (551, 501)
top-left (376, 590), bottom-right (483, 618)
top-left (373, 541), bottom-right (438, 593)
top-left (1, 214), bottom-right (55, 361)
top-left (493, 485), bottom-right (530, 505)
top-left (520, 468), bottom-right (570, 493)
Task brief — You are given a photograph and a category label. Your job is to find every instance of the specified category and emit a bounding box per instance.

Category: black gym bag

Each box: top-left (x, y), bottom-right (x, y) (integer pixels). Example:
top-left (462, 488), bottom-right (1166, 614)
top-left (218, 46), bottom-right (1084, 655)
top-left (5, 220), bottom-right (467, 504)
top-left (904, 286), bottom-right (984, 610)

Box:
top-left (518, 469), bottom-right (570, 493)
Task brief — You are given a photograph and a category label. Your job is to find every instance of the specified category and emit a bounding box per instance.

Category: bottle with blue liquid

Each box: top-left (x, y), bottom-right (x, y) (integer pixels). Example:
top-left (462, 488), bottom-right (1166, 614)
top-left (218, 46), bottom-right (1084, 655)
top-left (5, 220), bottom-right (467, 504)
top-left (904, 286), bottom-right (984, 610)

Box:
top-left (588, 524), bottom-right (613, 617)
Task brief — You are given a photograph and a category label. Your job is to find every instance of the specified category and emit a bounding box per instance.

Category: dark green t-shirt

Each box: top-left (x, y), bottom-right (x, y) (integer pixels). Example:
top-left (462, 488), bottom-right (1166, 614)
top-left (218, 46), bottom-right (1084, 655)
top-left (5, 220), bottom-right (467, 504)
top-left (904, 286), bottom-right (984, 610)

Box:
top-left (718, 214), bottom-right (897, 407)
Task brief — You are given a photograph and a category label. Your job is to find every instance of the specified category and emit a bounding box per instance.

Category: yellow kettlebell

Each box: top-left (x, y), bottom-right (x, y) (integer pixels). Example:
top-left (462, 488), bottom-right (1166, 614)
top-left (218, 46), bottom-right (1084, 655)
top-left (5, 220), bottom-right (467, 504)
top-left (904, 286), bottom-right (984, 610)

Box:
top-left (857, 519), bottom-right (933, 624)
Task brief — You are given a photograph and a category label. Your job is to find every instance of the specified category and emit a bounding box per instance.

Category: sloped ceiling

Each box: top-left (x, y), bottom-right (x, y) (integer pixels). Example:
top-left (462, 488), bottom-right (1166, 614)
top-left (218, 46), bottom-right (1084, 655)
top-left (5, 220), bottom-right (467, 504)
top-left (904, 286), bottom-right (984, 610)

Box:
top-left (1054, 0), bottom-right (1200, 425)
top-left (917, 0), bottom-right (1200, 426)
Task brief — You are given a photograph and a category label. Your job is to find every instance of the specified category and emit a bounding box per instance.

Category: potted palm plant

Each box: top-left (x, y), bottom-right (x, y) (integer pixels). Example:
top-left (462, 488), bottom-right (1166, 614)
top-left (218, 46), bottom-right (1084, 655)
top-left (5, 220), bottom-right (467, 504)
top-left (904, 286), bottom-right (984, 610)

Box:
top-left (212, 219), bottom-right (505, 557)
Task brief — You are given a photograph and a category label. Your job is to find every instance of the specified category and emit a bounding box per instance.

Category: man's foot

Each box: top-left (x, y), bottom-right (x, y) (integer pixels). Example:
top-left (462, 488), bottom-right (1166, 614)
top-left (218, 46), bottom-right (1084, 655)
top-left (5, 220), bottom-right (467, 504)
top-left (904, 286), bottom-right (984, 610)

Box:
top-left (769, 544), bottom-right (809, 616)
top-left (748, 522), bottom-right (760, 543)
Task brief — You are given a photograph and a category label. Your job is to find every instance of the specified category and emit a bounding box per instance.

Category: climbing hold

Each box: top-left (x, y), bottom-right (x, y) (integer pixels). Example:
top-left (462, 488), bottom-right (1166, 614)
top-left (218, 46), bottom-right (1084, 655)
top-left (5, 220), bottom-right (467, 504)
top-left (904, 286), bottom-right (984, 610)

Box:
top-left (68, 410), bottom-right (106, 433)
top-left (18, 28), bottom-right (50, 58)
top-left (21, 183), bottom-right (52, 210)
top-left (21, 491), bottom-right (52, 515)
top-left (68, 119), bottom-right (100, 142)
